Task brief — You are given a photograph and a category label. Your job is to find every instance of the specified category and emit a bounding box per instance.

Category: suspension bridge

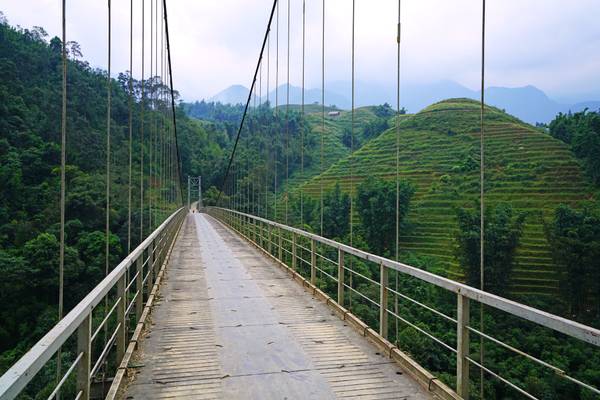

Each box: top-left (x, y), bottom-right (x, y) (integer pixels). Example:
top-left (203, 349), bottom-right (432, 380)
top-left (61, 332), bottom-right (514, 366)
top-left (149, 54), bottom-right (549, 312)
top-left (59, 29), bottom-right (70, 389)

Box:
top-left (1, 0), bottom-right (600, 399)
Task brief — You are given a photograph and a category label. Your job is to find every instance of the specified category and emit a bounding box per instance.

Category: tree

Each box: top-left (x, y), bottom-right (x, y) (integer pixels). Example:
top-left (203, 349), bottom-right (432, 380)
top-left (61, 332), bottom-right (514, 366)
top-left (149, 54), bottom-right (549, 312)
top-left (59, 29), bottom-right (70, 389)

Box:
top-left (549, 110), bottom-right (600, 184)
top-left (356, 176), bottom-right (414, 256)
top-left (322, 183), bottom-right (351, 239)
top-left (545, 204), bottom-right (600, 319)
top-left (455, 203), bottom-right (526, 295)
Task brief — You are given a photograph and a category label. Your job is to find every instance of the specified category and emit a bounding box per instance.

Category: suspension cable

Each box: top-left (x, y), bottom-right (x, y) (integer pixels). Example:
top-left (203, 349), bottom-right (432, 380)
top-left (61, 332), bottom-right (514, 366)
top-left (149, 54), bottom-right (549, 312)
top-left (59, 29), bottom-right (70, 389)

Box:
top-left (274, 0), bottom-right (279, 221)
top-left (480, 0), bottom-right (486, 397)
top-left (56, 0), bottom-right (67, 390)
top-left (102, 0), bottom-right (112, 387)
top-left (127, 0), bottom-right (134, 254)
top-left (350, 0), bottom-right (355, 246)
top-left (285, 0), bottom-right (290, 225)
top-left (149, 0), bottom-right (154, 230)
top-left (140, 0), bottom-right (145, 241)
top-left (265, 33), bottom-right (270, 218)
top-left (105, 0), bottom-right (112, 296)
top-left (395, 0), bottom-right (402, 345)
top-left (300, 0), bottom-right (305, 227)
top-left (349, 0), bottom-right (355, 310)
top-left (216, 0), bottom-right (278, 206)
top-left (320, 0), bottom-right (325, 236)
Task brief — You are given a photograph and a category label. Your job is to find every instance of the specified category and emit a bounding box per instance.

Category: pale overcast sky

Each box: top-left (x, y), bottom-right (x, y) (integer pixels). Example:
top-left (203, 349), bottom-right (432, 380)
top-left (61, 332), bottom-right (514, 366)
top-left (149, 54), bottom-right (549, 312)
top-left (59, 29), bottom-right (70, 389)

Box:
top-left (2, 1), bottom-right (599, 103)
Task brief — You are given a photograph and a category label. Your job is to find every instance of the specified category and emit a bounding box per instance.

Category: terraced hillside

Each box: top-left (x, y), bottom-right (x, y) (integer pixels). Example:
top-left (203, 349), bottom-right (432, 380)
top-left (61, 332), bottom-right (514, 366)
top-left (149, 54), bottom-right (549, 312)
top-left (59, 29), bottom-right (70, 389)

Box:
top-left (295, 99), bottom-right (595, 296)
top-left (285, 105), bottom-right (386, 185)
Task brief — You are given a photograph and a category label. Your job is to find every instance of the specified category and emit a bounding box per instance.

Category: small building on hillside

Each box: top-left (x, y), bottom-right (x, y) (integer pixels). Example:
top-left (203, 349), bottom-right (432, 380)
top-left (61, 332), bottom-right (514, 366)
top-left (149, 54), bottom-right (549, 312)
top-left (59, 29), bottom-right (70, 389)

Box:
top-left (328, 111), bottom-right (340, 117)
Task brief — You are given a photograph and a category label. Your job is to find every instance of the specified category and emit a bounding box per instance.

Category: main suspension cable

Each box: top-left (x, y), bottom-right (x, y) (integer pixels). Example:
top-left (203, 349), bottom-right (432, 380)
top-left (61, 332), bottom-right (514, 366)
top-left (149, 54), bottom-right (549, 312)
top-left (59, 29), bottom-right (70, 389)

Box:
top-left (163, 0), bottom-right (185, 206)
top-left (216, 0), bottom-right (279, 206)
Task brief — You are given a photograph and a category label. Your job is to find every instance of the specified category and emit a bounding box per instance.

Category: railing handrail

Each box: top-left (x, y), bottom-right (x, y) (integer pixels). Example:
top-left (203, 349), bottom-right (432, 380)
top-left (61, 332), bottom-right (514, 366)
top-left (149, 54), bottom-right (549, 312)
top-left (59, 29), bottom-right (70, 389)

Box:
top-left (212, 207), bottom-right (600, 347)
top-left (0, 207), bottom-right (185, 399)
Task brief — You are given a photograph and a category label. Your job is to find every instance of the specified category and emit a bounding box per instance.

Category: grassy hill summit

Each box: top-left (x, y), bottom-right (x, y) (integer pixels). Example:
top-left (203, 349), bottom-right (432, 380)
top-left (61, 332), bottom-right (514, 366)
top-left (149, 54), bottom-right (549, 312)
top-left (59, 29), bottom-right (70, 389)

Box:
top-left (296, 98), bottom-right (595, 295)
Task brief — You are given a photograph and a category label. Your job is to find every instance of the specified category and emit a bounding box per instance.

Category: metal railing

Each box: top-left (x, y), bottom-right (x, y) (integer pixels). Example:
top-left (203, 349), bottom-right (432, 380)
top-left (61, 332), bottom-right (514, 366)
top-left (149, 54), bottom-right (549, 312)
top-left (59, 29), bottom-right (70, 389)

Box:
top-left (209, 207), bottom-right (600, 400)
top-left (0, 207), bottom-right (186, 400)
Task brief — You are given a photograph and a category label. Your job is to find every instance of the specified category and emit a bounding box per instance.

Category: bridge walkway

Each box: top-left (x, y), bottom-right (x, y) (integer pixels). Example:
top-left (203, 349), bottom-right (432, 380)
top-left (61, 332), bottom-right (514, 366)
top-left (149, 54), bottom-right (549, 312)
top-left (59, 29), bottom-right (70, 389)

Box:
top-left (122, 213), bottom-right (430, 399)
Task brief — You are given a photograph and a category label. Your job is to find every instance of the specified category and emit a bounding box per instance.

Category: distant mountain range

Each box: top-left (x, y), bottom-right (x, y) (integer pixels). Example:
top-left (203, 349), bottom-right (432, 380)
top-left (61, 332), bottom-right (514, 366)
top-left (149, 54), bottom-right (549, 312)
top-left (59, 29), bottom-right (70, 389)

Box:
top-left (207, 81), bottom-right (600, 124)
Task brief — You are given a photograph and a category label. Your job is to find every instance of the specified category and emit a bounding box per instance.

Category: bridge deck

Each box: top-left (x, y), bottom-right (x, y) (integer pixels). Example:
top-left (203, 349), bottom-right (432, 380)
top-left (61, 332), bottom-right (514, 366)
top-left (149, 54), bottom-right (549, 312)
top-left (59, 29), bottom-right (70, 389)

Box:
top-left (122, 213), bottom-right (431, 399)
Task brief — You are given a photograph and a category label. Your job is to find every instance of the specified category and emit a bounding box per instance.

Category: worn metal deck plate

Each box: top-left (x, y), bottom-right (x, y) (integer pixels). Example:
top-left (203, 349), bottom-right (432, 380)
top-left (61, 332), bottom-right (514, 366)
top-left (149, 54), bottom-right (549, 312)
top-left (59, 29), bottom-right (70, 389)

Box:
top-left (122, 214), bottom-right (431, 399)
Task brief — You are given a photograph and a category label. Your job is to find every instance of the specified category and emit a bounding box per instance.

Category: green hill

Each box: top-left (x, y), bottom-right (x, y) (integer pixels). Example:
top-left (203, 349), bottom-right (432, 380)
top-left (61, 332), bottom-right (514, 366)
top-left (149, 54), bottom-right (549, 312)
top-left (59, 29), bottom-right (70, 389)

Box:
top-left (295, 98), bottom-right (595, 295)
top-left (270, 105), bottom-right (390, 218)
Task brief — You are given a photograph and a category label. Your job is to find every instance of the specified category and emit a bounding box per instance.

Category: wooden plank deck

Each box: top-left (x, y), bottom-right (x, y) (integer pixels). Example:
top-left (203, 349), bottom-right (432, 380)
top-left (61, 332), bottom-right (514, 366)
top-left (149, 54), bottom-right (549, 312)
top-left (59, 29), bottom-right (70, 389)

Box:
top-left (122, 213), bottom-right (431, 400)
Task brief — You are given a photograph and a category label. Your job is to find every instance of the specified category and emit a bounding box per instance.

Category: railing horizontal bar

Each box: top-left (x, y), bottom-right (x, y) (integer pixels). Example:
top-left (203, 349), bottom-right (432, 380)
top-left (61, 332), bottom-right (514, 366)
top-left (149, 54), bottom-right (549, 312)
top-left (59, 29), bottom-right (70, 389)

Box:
top-left (215, 208), bottom-right (600, 347)
top-left (90, 297), bottom-right (122, 343)
top-left (315, 266), bottom-right (338, 282)
top-left (345, 267), bottom-right (380, 287)
top-left (466, 325), bottom-right (600, 394)
top-left (343, 283), bottom-right (380, 308)
top-left (386, 308), bottom-right (456, 354)
top-left (0, 208), bottom-right (184, 399)
top-left (126, 290), bottom-right (140, 316)
top-left (46, 352), bottom-right (83, 400)
top-left (315, 252), bottom-right (337, 266)
top-left (465, 356), bottom-right (539, 400)
top-left (90, 322), bottom-right (121, 378)
top-left (280, 236), bottom-right (293, 244)
top-left (387, 286), bottom-right (457, 324)
top-left (125, 270), bottom-right (140, 292)
top-left (563, 373), bottom-right (600, 395)
top-left (296, 243), bottom-right (311, 253)
top-left (297, 256), bottom-right (311, 267)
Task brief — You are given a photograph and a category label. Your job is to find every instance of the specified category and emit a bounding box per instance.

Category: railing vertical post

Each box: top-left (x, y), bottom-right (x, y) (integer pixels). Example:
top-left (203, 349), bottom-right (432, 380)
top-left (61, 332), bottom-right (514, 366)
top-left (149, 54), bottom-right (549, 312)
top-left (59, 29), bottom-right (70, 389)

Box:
top-left (147, 240), bottom-right (154, 296)
top-left (278, 227), bottom-right (283, 261)
top-left (457, 293), bottom-right (470, 399)
top-left (292, 232), bottom-right (297, 271)
top-left (268, 224), bottom-right (272, 255)
top-left (136, 255), bottom-right (143, 321)
top-left (337, 249), bottom-right (345, 306)
top-left (116, 273), bottom-right (126, 362)
top-left (379, 262), bottom-right (388, 339)
top-left (76, 314), bottom-right (91, 400)
top-left (310, 239), bottom-right (316, 285)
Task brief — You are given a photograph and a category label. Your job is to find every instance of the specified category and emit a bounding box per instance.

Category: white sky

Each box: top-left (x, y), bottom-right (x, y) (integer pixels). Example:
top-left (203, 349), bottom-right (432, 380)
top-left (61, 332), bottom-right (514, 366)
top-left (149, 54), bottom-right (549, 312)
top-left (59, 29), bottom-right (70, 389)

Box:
top-left (2, 1), bottom-right (600, 103)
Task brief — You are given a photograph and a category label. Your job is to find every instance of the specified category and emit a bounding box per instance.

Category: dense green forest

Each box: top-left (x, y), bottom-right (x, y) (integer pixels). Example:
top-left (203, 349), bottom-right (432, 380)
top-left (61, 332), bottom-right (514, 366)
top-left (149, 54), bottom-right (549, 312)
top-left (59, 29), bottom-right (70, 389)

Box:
top-left (0, 15), bottom-right (197, 378)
